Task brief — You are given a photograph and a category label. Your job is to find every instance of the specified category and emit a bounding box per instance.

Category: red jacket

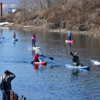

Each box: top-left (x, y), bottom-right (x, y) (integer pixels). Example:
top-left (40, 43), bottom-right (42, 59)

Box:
top-left (34, 54), bottom-right (39, 60)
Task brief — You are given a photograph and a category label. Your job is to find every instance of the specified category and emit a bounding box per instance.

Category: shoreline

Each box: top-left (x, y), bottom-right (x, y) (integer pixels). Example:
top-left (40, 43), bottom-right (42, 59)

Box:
top-left (0, 24), bottom-right (100, 37)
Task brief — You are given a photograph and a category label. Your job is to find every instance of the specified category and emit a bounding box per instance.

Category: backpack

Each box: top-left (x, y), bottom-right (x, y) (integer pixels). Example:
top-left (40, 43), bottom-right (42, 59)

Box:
top-left (0, 76), bottom-right (8, 92)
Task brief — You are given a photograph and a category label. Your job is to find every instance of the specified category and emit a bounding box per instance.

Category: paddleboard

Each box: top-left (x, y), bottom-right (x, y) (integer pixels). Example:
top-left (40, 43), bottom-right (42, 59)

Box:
top-left (12, 39), bottom-right (18, 41)
top-left (34, 61), bottom-right (47, 65)
top-left (33, 47), bottom-right (41, 50)
top-left (65, 40), bottom-right (74, 44)
top-left (65, 64), bottom-right (90, 69)
top-left (91, 60), bottom-right (100, 65)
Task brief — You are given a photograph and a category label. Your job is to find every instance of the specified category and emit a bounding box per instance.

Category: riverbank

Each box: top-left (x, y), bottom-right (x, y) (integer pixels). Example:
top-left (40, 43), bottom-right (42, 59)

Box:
top-left (1, 23), bottom-right (99, 37)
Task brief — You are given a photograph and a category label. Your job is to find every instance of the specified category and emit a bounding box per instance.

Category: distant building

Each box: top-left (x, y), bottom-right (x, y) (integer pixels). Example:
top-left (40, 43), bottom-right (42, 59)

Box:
top-left (8, 8), bottom-right (17, 14)
top-left (0, 3), bottom-right (2, 16)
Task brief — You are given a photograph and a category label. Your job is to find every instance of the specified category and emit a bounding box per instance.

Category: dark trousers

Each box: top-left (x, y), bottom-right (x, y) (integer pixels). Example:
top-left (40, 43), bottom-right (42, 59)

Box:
top-left (73, 62), bottom-right (79, 66)
top-left (32, 41), bottom-right (35, 47)
top-left (2, 91), bottom-right (10, 100)
top-left (31, 59), bottom-right (39, 64)
top-left (73, 62), bottom-right (83, 66)
top-left (68, 37), bottom-right (71, 40)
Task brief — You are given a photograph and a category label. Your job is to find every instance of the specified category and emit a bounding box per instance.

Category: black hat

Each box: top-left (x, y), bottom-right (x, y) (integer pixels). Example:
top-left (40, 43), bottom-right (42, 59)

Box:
top-left (4, 70), bottom-right (10, 74)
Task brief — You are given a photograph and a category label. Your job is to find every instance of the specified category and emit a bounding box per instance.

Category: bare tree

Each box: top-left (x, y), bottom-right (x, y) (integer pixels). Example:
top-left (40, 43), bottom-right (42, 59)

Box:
top-left (17, 0), bottom-right (100, 25)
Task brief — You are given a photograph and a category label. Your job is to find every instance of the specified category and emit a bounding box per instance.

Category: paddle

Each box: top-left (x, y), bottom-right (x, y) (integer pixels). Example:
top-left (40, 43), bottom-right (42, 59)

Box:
top-left (39, 52), bottom-right (54, 60)
top-left (70, 52), bottom-right (73, 56)
top-left (31, 61), bottom-right (34, 64)
top-left (70, 52), bottom-right (84, 66)
top-left (36, 51), bottom-right (54, 60)
top-left (45, 56), bottom-right (54, 60)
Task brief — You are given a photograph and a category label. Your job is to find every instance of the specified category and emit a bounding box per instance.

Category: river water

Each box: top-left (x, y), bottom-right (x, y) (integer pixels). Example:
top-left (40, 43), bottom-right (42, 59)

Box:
top-left (0, 29), bottom-right (100, 100)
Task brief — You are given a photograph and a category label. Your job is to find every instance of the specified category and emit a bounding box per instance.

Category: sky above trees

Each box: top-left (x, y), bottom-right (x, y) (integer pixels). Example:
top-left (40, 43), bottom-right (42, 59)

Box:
top-left (0, 0), bottom-right (18, 13)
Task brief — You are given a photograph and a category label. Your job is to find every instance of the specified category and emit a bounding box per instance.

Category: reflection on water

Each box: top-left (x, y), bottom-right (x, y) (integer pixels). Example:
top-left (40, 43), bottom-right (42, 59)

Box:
top-left (33, 64), bottom-right (46, 72)
top-left (71, 69), bottom-right (79, 76)
top-left (68, 43), bottom-right (72, 55)
top-left (0, 29), bottom-right (100, 100)
top-left (32, 50), bottom-right (35, 57)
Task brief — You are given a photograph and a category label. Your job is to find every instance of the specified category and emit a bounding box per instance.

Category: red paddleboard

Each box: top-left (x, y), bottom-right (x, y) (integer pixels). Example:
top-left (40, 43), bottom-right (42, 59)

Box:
top-left (34, 62), bottom-right (47, 65)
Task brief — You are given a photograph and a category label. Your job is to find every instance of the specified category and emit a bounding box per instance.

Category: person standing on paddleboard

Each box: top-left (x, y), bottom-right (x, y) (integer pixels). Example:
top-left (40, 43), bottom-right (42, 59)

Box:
top-left (31, 34), bottom-right (36, 47)
top-left (68, 31), bottom-right (72, 41)
top-left (13, 32), bottom-right (16, 39)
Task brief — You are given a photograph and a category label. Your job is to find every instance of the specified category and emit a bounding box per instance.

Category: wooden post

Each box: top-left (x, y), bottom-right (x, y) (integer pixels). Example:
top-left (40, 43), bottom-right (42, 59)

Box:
top-left (82, 0), bottom-right (84, 23)
top-left (10, 91), bottom-right (14, 100)
top-left (20, 95), bottom-right (23, 100)
top-left (0, 3), bottom-right (2, 16)
top-left (10, 91), bottom-right (19, 100)
top-left (15, 93), bottom-right (19, 100)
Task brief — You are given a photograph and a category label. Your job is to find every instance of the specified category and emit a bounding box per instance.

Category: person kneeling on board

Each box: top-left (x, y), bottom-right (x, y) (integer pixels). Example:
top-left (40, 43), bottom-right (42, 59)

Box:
top-left (31, 51), bottom-right (39, 64)
top-left (70, 52), bottom-right (82, 66)
top-left (39, 53), bottom-right (45, 62)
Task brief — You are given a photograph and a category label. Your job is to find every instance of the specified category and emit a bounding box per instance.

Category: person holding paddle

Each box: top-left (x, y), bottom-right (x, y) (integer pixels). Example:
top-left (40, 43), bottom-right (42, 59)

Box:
top-left (31, 51), bottom-right (39, 64)
top-left (31, 51), bottom-right (54, 64)
top-left (31, 34), bottom-right (36, 47)
top-left (70, 52), bottom-right (81, 66)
